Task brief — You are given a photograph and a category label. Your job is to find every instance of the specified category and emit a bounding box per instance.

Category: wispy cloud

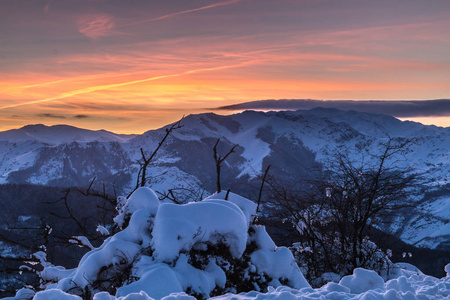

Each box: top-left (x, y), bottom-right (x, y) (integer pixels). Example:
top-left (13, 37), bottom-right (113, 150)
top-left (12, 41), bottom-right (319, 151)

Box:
top-left (77, 14), bottom-right (114, 39)
top-left (121, 0), bottom-right (243, 27)
top-left (73, 114), bottom-right (89, 119)
top-left (37, 113), bottom-right (66, 119)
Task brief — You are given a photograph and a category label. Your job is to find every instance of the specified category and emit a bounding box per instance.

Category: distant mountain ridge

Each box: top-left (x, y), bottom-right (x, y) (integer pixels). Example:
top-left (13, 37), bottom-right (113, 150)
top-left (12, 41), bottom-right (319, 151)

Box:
top-left (0, 124), bottom-right (136, 145)
top-left (0, 108), bottom-right (449, 250)
top-left (217, 99), bottom-right (450, 120)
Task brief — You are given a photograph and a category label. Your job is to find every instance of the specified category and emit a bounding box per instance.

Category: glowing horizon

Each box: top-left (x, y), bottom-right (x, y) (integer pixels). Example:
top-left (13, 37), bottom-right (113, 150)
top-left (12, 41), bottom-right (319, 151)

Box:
top-left (1, 0), bottom-right (449, 133)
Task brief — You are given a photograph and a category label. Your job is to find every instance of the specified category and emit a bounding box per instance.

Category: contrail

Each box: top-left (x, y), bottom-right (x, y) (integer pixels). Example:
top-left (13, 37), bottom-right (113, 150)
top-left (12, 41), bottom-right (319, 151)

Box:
top-left (0, 61), bottom-right (256, 110)
top-left (15, 71), bottom-right (150, 90)
top-left (20, 79), bottom-right (66, 89)
top-left (120, 0), bottom-right (243, 27)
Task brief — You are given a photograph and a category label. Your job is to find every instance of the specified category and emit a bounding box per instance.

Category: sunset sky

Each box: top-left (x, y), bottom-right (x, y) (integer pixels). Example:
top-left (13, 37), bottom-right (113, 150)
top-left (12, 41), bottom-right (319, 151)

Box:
top-left (1, 0), bottom-right (449, 133)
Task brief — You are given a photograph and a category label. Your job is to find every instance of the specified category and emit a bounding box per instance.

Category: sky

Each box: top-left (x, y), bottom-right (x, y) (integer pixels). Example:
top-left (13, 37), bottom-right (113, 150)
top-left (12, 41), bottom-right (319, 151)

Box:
top-left (1, 0), bottom-right (449, 133)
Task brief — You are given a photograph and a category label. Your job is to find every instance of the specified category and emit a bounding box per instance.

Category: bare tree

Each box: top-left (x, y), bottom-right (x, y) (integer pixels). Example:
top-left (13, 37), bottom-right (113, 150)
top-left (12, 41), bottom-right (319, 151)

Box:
top-left (256, 165), bottom-right (271, 214)
top-left (266, 138), bottom-right (417, 282)
top-left (135, 117), bottom-right (184, 191)
top-left (325, 138), bottom-right (417, 269)
top-left (212, 138), bottom-right (238, 193)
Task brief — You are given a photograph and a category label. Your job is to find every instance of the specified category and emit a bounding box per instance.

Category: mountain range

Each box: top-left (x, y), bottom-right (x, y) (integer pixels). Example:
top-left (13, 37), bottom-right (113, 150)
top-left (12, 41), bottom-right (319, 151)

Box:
top-left (0, 108), bottom-right (448, 250)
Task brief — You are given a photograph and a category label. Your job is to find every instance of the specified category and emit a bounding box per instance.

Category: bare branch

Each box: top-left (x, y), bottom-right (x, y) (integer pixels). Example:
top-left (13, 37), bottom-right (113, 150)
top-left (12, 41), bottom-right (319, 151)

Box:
top-left (212, 138), bottom-right (238, 193)
top-left (135, 116), bottom-right (184, 190)
top-left (257, 165), bottom-right (271, 214)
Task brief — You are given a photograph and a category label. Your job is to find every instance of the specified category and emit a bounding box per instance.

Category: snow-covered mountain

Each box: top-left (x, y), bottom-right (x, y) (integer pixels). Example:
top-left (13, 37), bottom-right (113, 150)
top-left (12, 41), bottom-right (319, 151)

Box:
top-left (0, 109), bottom-right (449, 249)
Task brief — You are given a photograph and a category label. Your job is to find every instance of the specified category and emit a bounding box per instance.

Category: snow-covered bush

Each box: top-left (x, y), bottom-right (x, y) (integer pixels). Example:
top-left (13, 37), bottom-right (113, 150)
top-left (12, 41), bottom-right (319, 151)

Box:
top-left (20, 188), bottom-right (309, 300)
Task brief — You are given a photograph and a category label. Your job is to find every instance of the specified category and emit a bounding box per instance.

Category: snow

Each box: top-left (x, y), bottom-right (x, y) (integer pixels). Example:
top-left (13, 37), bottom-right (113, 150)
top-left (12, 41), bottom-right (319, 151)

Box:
top-left (116, 264), bottom-right (183, 299)
top-left (152, 200), bottom-right (248, 262)
top-left (203, 190), bottom-right (258, 225)
top-left (95, 291), bottom-right (196, 300)
top-left (57, 207), bottom-right (158, 290)
top-left (33, 289), bottom-right (82, 300)
top-left (399, 214), bottom-right (449, 248)
top-left (209, 266), bottom-right (450, 299)
top-left (250, 247), bottom-right (310, 289)
top-left (172, 254), bottom-right (222, 297)
top-left (419, 196), bottom-right (450, 220)
top-left (93, 292), bottom-right (117, 300)
top-left (339, 268), bottom-right (385, 294)
top-left (97, 225), bottom-right (110, 236)
top-left (117, 292), bottom-right (153, 300)
top-left (385, 276), bottom-right (415, 294)
top-left (69, 236), bottom-right (95, 249)
top-left (392, 263), bottom-right (423, 276)
top-left (67, 239), bottom-right (142, 289)
top-left (33, 251), bottom-right (52, 268)
top-left (113, 209), bottom-right (154, 247)
top-left (249, 225), bottom-right (276, 251)
top-left (41, 266), bottom-right (76, 282)
top-left (428, 223), bottom-right (450, 238)
top-left (1, 289), bottom-right (35, 300)
top-left (114, 187), bottom-right (160, 228)
top-left (229, 125), bottom-right (271, 178)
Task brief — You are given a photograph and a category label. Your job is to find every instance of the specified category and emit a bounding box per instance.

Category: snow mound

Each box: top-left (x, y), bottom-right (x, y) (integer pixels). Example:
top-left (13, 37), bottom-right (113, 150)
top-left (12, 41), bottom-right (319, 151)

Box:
top-left (203, 191), bottom-right (257, 224)
top-left (114, 187), bottom-right (160, 228)
top-left (34, 289), bottom-right (82, 300)
top-left (152, 200), bottom-right (248, 262)
top-left (339, 268), bottom-right (385, 294)
top-left (385, 276), bottom-right (415, 294)
top-left (1, 289), bottom-right (35, 300)
top-left (92, 292), bottom-right (195, 300)
top-left (250, 247), bottom-right (310, 289)
top-left (116, 264), bottom-right (183, 299)
top-left (390, 263), bottom-right (424, 277)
